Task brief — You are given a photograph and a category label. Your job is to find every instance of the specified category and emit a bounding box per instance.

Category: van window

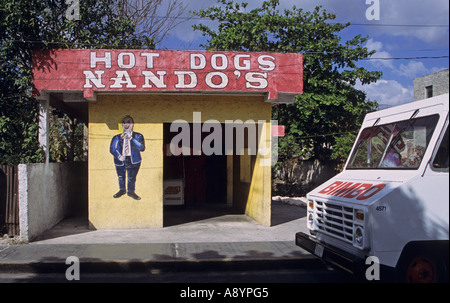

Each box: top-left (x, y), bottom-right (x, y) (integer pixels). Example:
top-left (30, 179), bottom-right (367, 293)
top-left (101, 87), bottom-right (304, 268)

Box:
top-left (432, 126), bottom-right (449, 171)
top-left (347, 114), bottom-right (439, 169)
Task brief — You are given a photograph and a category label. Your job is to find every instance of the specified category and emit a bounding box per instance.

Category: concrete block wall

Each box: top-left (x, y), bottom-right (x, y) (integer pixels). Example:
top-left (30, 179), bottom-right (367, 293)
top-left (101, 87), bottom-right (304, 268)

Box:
top-left (414, 69), bottom-right (449, 101)
top-left (18, 162), bottom-right (87, 242)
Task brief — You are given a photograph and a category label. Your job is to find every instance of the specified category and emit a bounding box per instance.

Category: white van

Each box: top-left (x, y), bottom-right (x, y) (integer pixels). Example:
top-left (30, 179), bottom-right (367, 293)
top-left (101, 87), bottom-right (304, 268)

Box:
top-left (296, 93), bottom-right (449, 282)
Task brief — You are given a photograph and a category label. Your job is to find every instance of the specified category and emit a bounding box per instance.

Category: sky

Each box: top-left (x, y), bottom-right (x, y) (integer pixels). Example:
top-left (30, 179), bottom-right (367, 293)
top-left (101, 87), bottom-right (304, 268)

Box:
top-left (156, 0), bottom-right (449, 109)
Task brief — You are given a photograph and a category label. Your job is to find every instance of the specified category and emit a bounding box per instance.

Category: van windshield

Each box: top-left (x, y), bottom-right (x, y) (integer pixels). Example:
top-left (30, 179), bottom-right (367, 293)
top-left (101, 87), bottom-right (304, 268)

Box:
top-left (347, 114), bottom-right (439, 169)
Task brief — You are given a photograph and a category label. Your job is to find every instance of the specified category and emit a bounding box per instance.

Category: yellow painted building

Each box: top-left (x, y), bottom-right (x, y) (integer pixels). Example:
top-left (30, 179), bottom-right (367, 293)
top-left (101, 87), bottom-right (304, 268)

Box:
top-left (32, 49), bottom-right (303, 230)
top-left (88, 94), bottom-right (272, 229)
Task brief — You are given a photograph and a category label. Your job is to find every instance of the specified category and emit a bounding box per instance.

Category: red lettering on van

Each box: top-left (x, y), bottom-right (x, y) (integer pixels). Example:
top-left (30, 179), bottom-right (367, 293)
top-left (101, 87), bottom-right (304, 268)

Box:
top-left (318, 181), bottom-right (343, 194)
top-left (318, 181), bottom-right (386, 201)
top-left (343, 183), bottom-right (372, 199)
top-left (356, 183), bottom-right (386, 201)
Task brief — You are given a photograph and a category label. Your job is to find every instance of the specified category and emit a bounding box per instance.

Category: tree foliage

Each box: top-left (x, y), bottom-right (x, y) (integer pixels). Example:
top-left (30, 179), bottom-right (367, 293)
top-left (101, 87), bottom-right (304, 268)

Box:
top-left (193, 0), bottom-right (382, 164)
top-left (0, 0), bottom-right (154, 165)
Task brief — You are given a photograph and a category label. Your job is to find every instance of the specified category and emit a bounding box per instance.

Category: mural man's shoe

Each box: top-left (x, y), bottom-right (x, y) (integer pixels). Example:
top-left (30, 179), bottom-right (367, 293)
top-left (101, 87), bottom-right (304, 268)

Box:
top-left (113, 190), bottom-right (127, 198)
top-left (127, 192), bottom-right (141, 200)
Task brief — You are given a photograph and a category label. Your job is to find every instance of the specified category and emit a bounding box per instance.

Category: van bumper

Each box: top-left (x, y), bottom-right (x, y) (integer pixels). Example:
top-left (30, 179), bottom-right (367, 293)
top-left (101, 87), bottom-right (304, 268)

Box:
top-left (295, 232), bottom-right (366, 274)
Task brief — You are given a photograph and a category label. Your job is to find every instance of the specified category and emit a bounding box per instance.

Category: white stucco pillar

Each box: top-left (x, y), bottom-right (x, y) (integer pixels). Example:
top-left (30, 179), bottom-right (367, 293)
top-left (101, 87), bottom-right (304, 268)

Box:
top-left (18, 164), bottom-right (29, 242)
top-left (38, 98), bottom-right (49, 163)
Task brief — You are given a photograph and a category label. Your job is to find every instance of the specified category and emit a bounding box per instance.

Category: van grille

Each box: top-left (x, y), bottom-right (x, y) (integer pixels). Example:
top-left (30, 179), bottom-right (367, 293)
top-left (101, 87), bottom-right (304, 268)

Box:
top-left (315, 201), bottom-right (354, 243)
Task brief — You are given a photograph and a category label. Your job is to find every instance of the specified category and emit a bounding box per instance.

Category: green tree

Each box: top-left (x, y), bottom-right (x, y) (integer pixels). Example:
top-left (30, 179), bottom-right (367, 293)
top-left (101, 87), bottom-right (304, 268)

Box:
top-left (0, 0), bottom-right (154, 165)
top-left (192, 0), bottom-right (382, 164)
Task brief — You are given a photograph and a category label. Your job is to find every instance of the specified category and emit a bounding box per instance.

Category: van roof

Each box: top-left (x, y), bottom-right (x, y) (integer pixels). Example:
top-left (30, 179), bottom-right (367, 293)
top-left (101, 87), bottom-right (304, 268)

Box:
top-left (365, 93), bottom-right (449, 122)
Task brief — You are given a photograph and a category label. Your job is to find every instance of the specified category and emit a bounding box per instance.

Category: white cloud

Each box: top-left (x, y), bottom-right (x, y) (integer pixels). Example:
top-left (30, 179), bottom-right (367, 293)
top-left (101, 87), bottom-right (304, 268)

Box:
top-left (364, 39), bottom-right (447, 80)
top-left (365, 38), bottom-right (394, 69)
top-left (430, 66), bottom-right (450, 74)
top-left (395, 61), bottom-right (429, 78)
top-left (355, 79), bottom-right (414, 108)
top-left (379, 0), bottom-right (449, 45)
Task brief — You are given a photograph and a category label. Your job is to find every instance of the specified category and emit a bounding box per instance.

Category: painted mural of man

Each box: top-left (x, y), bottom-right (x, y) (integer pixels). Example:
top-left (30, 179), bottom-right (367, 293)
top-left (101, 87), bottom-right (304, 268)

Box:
top-left (110, 115), bottom-right (145, 200)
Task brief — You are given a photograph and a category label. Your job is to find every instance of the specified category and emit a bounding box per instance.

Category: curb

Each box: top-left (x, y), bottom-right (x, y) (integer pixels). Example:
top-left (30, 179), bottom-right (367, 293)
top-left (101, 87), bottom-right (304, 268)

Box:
top-left (0, 255), bottom-right (321, 274)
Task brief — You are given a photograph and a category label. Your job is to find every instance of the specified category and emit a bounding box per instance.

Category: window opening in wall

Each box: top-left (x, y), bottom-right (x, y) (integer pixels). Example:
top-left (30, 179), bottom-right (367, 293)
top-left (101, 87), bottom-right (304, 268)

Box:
top-left (426, 85), bottom-right (433, 98)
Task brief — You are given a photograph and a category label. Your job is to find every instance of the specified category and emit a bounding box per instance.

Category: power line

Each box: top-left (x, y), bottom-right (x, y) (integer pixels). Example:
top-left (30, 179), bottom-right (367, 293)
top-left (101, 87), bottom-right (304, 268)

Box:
top-left (292, 130), bottom-right (359, 140)
top-left (116, 13), bottom-right (450, 28)
top-left (384, 48), bottom-right (449, 53)
top-left (128, 14), bottom-right (450, 29)
top-left (5, 40), bottom-right (449, 61)
top-left (364, 55), bottom-right (449, 60)
top-left (347, 23), bottom-right (449, 28)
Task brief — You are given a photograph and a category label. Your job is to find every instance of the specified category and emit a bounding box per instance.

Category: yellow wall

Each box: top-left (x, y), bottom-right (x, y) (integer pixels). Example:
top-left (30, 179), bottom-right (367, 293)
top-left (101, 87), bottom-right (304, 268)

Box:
top-left (88, 93), bottom-right (272, 229)
top-left (245, 122), bottom-right (272, 226)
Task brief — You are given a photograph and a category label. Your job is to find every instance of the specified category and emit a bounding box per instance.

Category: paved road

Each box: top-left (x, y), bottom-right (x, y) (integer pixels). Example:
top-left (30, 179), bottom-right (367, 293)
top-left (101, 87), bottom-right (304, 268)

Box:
top-left (0, 262), bottom-right (361, 283)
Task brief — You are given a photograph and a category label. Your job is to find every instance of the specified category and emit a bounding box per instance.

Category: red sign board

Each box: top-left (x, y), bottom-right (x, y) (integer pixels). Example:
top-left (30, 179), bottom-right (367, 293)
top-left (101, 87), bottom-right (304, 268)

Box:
top-left (32, 49), bottom-right (302, 102)
top-left (271, 125), bottom-right (285, 137)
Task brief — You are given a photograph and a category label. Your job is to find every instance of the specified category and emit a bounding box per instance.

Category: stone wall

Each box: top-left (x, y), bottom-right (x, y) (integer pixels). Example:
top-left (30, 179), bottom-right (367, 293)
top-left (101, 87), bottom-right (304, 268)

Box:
top-left (272, 158), bottom-right (339, 197)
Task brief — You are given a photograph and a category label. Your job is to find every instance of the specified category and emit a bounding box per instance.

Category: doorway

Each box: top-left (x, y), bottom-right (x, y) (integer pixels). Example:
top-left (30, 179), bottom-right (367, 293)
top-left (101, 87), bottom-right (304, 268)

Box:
top-left (163, 123), bottom-right (227, 206)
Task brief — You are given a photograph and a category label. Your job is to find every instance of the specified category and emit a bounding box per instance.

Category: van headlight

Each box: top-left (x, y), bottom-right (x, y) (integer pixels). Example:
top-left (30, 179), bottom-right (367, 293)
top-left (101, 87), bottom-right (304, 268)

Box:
top-left (308, 213), bottom-right (313, 224)
top-left (308, 213), bottom-right (317, 235)
top-left (354, 226), bottom-right (364, 246)
top-left (307, 213), bottom-right (314, 230)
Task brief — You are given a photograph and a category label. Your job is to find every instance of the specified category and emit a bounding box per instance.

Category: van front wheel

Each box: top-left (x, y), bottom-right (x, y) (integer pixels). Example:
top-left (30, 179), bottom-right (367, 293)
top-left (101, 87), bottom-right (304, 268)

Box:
top-left (397, 245), bottom-right (447, 283)
top-left (405, 255), bottom-right (439, 283)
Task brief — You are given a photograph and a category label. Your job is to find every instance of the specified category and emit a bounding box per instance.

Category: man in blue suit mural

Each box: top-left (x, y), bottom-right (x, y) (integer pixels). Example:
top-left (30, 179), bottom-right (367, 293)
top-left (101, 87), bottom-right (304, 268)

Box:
top-left (110, 115), bottom-right (145, 200)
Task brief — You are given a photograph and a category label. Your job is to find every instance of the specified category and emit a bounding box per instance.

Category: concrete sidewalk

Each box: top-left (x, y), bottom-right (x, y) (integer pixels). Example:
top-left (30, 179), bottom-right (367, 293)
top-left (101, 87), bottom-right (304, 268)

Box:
top-left (0, 200), bottom-right (317, 275)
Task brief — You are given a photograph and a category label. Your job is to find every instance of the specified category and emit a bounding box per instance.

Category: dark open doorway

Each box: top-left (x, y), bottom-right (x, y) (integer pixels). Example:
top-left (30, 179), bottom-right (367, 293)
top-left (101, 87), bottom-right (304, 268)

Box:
top-left (163, 122), bottom-right (229, 226)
